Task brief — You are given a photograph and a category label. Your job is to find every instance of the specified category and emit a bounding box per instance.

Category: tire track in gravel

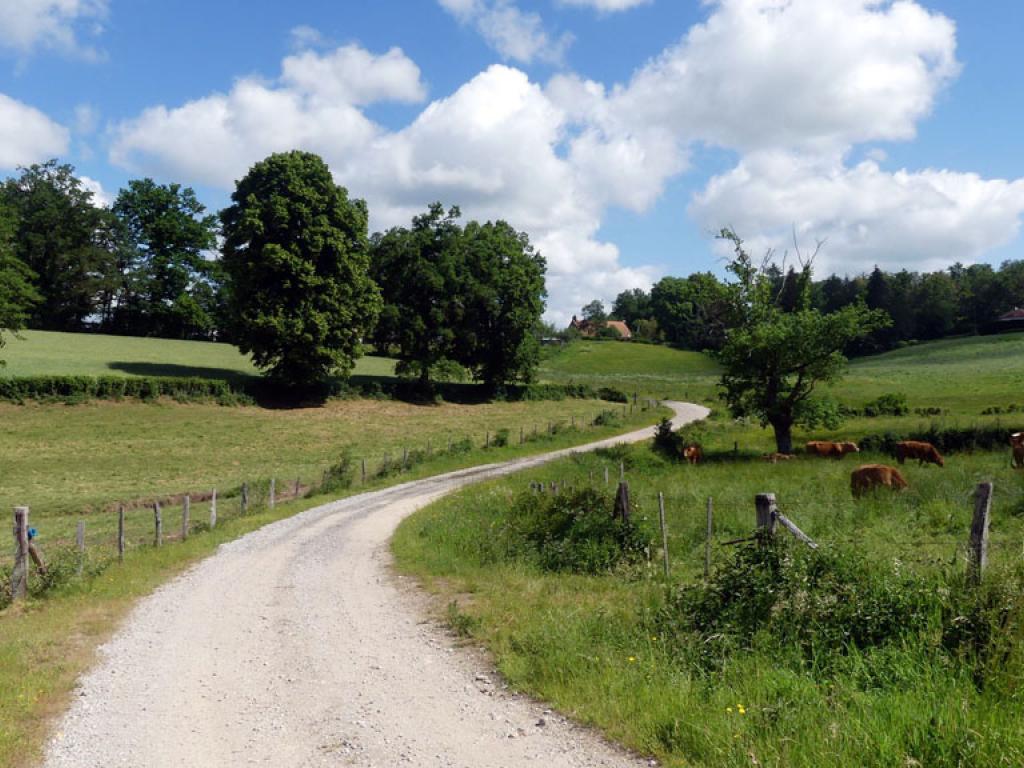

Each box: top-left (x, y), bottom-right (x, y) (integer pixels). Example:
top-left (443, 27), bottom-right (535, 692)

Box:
top-left (42, 402), bottom-right (708, 768)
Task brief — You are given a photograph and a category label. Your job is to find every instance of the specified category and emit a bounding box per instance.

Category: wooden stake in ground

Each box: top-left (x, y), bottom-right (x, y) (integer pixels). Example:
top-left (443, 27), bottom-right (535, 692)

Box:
top-left (485, 431), bottom-right (490, 449)
top-left (969, 481), bottom-right (993, 585)
top-left (705, 497), bottom-right (713, 580)
top-left (182, 495), bottom-right (191, 541)
top-left (210, 489), bottom-right (217, 529)
top-left (241, 483), bottom-right (249, 515)
top-left (154, 502), bottom-right (163, 547)
top-left (520, 426), bottom-right (524, 445)
top-left (11, 507), bottom-right (29, 601)
top-left (361, 458), bottom-right (367, 484)
top-left (755, 493), bottom-right (778, 540)
top-left (269, 479), bottom-right (276, 510)
top-left (118, 505), bottom-right (126, 562)
top-left (658, 493), bottom-right (670, 579)
top-left (604, 466), bottom-right (609, 485)
top-left (294, 477), bottom-right (301, 497)
top-left (614, 481), bottom-right (631, 523)
top-left (619, 461), bottom-right (625, 482)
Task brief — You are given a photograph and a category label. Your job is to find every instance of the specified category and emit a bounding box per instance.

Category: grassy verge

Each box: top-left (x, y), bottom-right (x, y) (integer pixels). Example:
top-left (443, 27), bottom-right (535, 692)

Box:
top-left (0, 404), bottom-right (668, 766)
top-left (393, 420), bottom-right (1024, 767)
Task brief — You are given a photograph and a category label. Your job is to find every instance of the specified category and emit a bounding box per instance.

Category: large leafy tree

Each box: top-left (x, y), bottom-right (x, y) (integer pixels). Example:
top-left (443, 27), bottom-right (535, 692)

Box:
top-left (220, 151), bottom-right (381, 389)
top-left (1, 160), bottom-right (113, 330)
top-left (651, 272), bottom-right (736, 351)
top-left (0, 198), bottom-right (40, 365)
top-left (110, 179), bottom-right (219, 339)
top-left (371, 204), bottom-right (466, 388)
top-left (459, 220), bottom-right (546, 388)
top-left (611, 288), bottom-right (652, 329)
top-left (716, 230), bottom-right (890, 454)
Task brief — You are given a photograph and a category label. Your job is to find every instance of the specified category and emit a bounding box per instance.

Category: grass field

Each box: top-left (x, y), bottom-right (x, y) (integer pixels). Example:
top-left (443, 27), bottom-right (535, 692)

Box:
top-left (0, 329), bottom-right (397, 381)
top-left (394, 333), bottom-right (1024, 768)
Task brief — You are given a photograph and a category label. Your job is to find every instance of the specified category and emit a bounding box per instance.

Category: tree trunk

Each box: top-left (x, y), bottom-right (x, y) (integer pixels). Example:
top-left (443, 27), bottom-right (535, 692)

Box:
top-left (771, 417), bottom-right (794, 455)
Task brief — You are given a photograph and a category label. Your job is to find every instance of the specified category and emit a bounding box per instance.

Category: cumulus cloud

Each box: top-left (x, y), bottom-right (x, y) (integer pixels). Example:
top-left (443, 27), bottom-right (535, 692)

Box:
top-left (0, 0), bottom-right (108, 59)
top-left (110, 43), bottom-right (426, 188)
top-left (79, 174), bottom-right (110, 206)
top-left (438, 0), bottom-right (573, 65)
top-left (0, 92), bottom-right (69, 169)
top-left (108, 1), bottom-right (1024, 320)
top-left (691, 150), bottom-right (1024, 274)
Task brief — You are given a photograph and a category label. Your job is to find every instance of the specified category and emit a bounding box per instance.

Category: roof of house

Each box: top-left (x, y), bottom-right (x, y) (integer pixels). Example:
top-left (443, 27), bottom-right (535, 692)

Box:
top-left (605, 320), bottom-right (632, 337)
top-left (998, 308), bottom-right (1024, 321)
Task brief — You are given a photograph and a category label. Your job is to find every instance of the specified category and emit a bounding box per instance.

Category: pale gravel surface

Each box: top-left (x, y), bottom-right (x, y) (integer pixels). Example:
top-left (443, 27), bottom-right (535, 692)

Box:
top-left (42, 402), bottom-right (708, 768)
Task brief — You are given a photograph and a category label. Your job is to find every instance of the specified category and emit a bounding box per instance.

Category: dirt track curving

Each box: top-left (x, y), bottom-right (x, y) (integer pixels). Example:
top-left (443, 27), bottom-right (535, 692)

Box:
top-left (42, 402), bottom-right (708, 768)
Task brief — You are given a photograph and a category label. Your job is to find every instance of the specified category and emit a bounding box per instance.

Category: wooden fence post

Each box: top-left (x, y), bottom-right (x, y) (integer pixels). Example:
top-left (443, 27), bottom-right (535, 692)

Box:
top-left (241, 483), bottom-right (249, 515)
top-left (619, 461), bottom-right (625, 482)
top-left (210, 489), bottom-right (218, 529)
top-left (969, 482), bottom-right (993, 585)
top-left (154, 502), bottom-right (163, 547)
top-left (705, 497), bottom-right (713, 580)
top-left (294, 477), bottom-right (301, 497)
top-left (604, 466), bottom-right (609, 485)
top-left (520, 426), bottom-right (524, 445)
top-left (485, 431), bottom-right (490, 449)
top-left (182, 495), bottom-right (191, 541)
top-left (361, 458), bottom-right (367, 484)
top-left (269, 479), bottom-right (276, 510)
top-left (658, 493), bottom-right (670, 579)
top-left (11, 507), bottom-right (29, 601)
top-left (118, 505), bottom-right (126, 562)
top-left (403, 447), bottom-right (409, 469)
top-left (571, 415), bottom-right (576, 429)
top-left (614, 481), bottom-right (631, 523)
top-left (755, 493), bottom-right (778, 541)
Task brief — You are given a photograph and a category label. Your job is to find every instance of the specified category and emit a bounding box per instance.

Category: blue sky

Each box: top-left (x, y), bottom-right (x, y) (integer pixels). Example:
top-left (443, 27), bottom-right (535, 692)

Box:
top-left (1, 0), bottom-right (1022, 323)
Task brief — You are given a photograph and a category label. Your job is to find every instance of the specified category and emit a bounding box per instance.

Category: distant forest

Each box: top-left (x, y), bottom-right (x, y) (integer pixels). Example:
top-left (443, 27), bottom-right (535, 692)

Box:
top-left (602, 260), bottom-right (1024, 356)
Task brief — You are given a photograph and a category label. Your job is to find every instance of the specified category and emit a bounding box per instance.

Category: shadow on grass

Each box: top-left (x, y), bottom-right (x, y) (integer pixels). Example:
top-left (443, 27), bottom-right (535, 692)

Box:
top-left (108, 361), bottom-right (257, 383)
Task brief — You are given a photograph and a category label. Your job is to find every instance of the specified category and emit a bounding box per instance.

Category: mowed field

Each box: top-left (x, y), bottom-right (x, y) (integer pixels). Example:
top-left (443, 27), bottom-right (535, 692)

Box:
top-left (0, 329), bottom-right (397, 381)
top-left (395, 332), bottom-right (1024, 768)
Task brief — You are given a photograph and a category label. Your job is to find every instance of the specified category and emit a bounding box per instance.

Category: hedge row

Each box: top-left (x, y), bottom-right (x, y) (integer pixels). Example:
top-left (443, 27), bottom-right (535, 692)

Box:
top-left (859, 422), bottom-right (1024, 455)
top-left (0, 374), bottom-right (632, 408)
top-left (0, 375), bottom-right (250, 405)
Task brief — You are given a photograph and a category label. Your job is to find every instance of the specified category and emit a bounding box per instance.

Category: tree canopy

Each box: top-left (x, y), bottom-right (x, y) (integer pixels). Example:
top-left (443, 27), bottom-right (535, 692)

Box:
top-left (0, 197), bottom-right (40, 365)
top-left (110, 179), bottom-right (219, 339)
top-left (220, 151), bottom-right (381, 389)
top-left (715, 230), bottom-right (890, 454)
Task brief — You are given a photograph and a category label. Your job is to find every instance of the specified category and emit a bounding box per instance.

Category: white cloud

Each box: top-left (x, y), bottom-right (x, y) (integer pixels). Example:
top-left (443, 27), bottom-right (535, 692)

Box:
top-left (0, 0), bottom-right (108, 59)
top-left (691, 150), bottom-right (1024, 274)
top-left (79, 174), bottom-right (109, 206)
top-left (110, 44), bottom-right (426, 188)
top-left (438, 0), bottom-right (573, 65)
top-left (557, 0), bottom-right (651, 12)
top-left (0, 92), bottom-right (69, 168)
top-left (108, 1), bottom-right (1024, 320)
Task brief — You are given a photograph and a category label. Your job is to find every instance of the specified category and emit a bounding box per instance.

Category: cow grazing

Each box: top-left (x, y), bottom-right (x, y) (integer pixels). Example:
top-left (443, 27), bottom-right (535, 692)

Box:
top-left (682, 444), bottom-right (703, 465)
top-left (763, 453), bottom-right (796, 464)
top-left (806, 441), bottom-right (860, 459)
top-left (1011, 432), bottom-right (1024, 469)
top-left (851, 464), bottom-right (909, 498)
top-left (895, 440), bottom-right (945, 467)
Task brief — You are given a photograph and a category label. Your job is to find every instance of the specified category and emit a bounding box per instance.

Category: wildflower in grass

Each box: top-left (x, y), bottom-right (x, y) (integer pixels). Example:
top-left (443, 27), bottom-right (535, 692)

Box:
top-left (738, 706), bottom-right (746, 715)
top-left (628, 656), bottom-right (637, 663)
top-left (727, 707), bottom-right (733, 713)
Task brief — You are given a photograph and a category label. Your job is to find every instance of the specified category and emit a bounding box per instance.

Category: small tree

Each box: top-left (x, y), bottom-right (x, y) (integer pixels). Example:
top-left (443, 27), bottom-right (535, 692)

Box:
top-left (581, 299), bottom-right (607, 325)
top-left (716, 230), bottom-right (889, 454)
top-left (220, 151), bottom-right (381, 390)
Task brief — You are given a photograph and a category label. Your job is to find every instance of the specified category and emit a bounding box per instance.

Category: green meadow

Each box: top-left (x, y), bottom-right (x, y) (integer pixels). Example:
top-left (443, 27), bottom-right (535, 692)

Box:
top-left (395, 333), bottom-right (1024, 768)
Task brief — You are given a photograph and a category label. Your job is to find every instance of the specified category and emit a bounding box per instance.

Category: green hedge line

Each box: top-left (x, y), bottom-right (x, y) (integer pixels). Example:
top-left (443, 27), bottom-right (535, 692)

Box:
top-left (859, 422), bottom-right (1024, 455)
top-left (0, 374), bottom-right (633, 407)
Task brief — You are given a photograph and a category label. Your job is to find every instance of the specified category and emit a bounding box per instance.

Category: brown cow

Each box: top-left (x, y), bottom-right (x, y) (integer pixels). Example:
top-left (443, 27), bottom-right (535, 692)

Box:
top-left (682, 444), bottom-right (703, 465)
top-left (895, 440), bottom-right (945, 467)
top-left (1011, 432), bottom-right (1024, 469)
top-left (806, 441), bottom-right (860, 459)
top-left (762, 452), bottom-right (796, 464)
top-left (851, 464), bottom-right (909, 498)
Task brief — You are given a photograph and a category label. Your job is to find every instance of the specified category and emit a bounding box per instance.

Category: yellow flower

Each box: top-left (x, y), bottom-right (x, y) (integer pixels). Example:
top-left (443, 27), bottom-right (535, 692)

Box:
top-left (738, 707), bottom-right (747, 715)
top-left (726, 707), bottom-right (733, 713)
top-left (628, 656), bottom-right (637, 663)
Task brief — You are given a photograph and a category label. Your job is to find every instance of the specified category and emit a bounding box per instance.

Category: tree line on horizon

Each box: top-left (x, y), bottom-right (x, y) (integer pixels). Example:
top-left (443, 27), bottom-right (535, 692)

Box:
top-left (596, 259), bottom-right (1024, 355)
top-left (0, 153), bottom-right (546, 392)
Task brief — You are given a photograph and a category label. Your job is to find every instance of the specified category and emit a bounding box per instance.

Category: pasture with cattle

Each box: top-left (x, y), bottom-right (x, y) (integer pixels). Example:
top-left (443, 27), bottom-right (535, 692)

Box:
top-left (396, 332), bottom-right (1024, 768)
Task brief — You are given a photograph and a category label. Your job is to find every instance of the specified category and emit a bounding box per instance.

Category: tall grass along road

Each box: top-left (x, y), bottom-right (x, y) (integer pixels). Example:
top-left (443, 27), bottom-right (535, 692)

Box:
top-left (42, 402), bottom-right (708, 767)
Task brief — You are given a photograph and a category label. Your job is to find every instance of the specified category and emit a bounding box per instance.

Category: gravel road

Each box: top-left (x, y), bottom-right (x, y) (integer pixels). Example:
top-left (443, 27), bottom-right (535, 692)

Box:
top-left (42, 402), bottom-right (709, 768)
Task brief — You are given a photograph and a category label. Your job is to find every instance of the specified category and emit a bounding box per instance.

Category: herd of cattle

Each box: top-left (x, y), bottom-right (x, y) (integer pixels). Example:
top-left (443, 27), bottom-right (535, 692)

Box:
top-left (679, 432), bottom-right (1024, 497)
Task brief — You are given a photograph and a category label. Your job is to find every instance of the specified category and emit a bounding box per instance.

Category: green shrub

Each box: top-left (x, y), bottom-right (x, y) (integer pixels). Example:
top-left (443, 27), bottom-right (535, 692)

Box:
top-left (492, 428), bottom-right (510, 448)
top-left (504, 488), bottom-right (650, 574)
top-left (864, 392), bottom-right (910, 417)
top-left (320, 449), bottom-right (357, 494)
top-left (0, 375), bottom-right (251, 405)
top-left (860, 423), bottom-right (1021, 455)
